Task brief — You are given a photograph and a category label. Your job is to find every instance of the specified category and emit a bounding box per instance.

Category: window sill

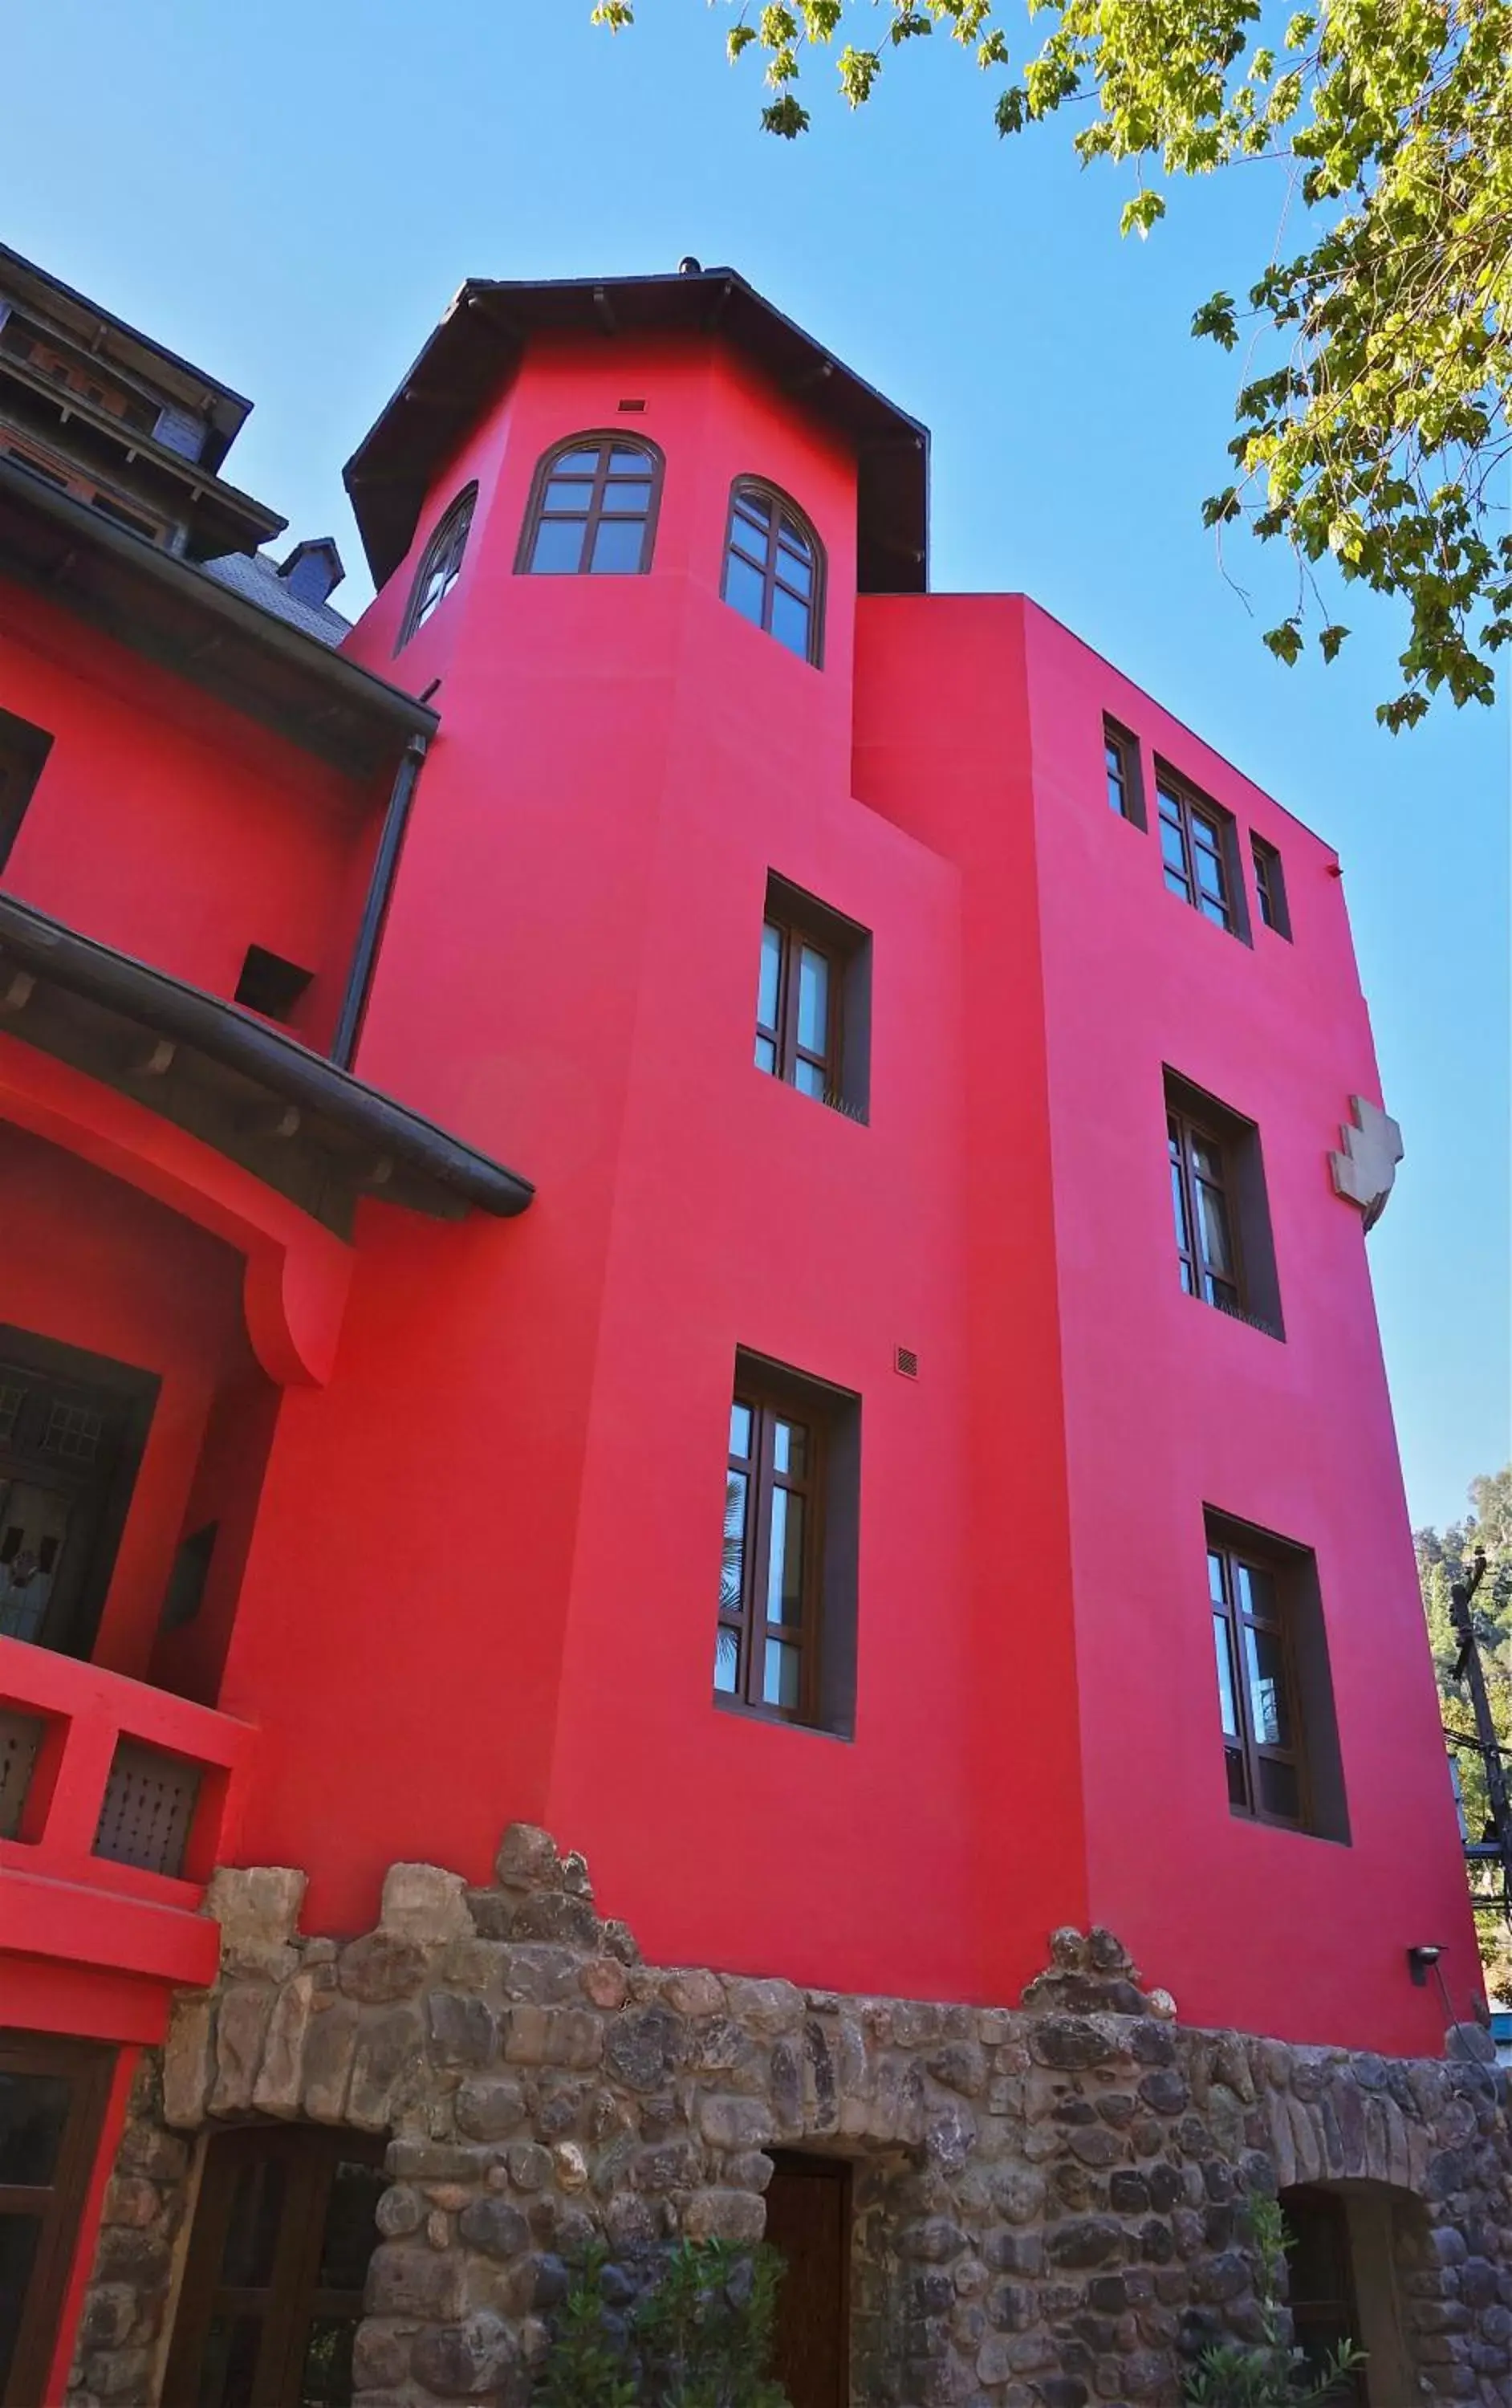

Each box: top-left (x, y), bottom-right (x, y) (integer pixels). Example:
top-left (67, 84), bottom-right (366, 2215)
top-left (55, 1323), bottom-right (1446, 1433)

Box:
top-left (1228, 1805), bottom-right (1351, 1849)
top-left (1186, 1291), bottom-right (1285, 1344)
top-left (713, 1694), bottom-right (854, 1744)
top-left (753, 1068), bottom-right (869, 1129)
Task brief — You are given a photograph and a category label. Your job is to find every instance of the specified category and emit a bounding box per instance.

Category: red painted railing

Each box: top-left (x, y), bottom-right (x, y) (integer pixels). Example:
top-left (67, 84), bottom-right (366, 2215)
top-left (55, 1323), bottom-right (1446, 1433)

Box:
top-left (0, 1637), bottom-right (254, 1987)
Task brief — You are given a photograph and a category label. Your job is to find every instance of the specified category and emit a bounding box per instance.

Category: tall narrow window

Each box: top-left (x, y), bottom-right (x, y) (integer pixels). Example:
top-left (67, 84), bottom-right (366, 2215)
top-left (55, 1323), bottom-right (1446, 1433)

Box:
top-left (1164, 1072), bottom-right (1283, 1336)
top-left (754, 877), bottom-right (870, 1119)
top-left (1251, 834), bottom-right (1291, 938)
top-left (1207, 1532), bottom-right (1307, 1827)
top-left (722, 481), bottom-right (823, 665)
top-left (0, 1328), bottom-right (158, 1659)
top-left (716, 1356), bottom-right (858, 1733)
top-left (1156, 769), bottom-right (1242, 933)
top-left (0, 2035), bottom-right (113, 2408)
top-left (1104, 718), bottom-right (1144, 826)
top-left (397, 484), bottom-right (476, 648)
top-left (518, 435), bottom-right (661, 576)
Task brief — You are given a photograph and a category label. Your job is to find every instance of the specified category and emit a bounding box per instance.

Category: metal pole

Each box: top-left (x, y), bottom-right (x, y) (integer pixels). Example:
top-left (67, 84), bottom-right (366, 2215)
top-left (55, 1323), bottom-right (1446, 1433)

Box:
top-left (1449, 1552), bottom-right (1512, 1898)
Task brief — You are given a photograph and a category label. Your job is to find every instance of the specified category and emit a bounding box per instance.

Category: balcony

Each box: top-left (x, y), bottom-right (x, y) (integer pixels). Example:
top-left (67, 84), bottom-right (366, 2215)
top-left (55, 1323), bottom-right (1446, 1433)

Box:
top-left (0, 1637), bottom-right (254, 1988)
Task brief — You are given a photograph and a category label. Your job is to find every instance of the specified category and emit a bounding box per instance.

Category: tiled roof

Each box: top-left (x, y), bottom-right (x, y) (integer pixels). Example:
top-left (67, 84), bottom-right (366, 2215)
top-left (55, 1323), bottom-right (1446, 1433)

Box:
top-left (201, 547), bottom-right (352, 645)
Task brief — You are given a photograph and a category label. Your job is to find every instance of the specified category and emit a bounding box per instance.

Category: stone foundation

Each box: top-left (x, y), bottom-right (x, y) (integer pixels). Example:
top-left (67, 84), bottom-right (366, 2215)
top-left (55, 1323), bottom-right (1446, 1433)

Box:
top-left (67, 1828), bottom-right (1512, 2407)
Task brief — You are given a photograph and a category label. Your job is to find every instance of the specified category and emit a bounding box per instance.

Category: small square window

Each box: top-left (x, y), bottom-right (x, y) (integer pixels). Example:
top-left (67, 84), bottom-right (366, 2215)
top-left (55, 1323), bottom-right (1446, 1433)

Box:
top-left (715, 1352), bottom-right (859, 1736)
top-left (1103, 717), bottom-right (1145, 828)
top-left (1164, 1071), bottom-right (1282, 1338)
top-left (754, 877), bottom-right (870, 1121)
top-left (235, 946), bottom-right (314, 1025)
top-left (1204, 1511), bottom-right (1347, 1841)
top-left (1251, 835), bottom-right (1291, 938)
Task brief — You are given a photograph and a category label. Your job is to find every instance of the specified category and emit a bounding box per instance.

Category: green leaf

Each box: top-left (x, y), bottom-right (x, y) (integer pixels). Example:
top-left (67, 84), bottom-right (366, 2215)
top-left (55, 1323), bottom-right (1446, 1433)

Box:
top-left (1319, 623), bottom-right (1348, 662)
top-left (1263, 620), bottom-right (1304, 665)
top-left (1119, 187), bottom-right (1166, 240)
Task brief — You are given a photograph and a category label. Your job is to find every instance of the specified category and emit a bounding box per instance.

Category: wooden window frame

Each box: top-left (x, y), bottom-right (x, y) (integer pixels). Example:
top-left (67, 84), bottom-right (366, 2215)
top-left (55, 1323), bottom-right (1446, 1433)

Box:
top-left (1156, 767), bottom-right (1246, 936)
top-left (1251, 832), bottom-right (1292, 938)
top-left (396, 483), bottom-right (477, 650)
top-left (721, 478), bottom-right (825, 667)
top-left (1167, 1104), bottom-right (1246, 1318)
top-left (1103, 716), bottom-right (1145, 828)
top-left (1208, 1529), bottom-right (1310, 1830)
top-left (0, 2032), bottom-right (114, 2408)
top-left (163, 2123), bottom-right (385, 2408)
top-left (515, 433), bottom-right (663, 579)
top-left (754, 877), bottom-right (870, 1121)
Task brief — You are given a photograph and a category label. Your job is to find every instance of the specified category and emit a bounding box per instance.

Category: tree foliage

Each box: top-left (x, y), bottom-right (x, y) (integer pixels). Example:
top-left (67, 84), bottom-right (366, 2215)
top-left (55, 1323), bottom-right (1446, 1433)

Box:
top-left (591, 0), bottom-right (1512, 726)
top-left (1417, 1465), bottom-right (1512, 1996)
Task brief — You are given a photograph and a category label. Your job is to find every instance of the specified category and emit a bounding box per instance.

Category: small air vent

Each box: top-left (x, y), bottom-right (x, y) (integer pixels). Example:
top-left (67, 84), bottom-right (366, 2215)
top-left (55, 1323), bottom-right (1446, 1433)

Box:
top-left (616, 398), bottom-right (648, 413)
top-left (236, 945), bottom-right (313, 1024)
top-left (894, 1346), bottom-right (919, 1380)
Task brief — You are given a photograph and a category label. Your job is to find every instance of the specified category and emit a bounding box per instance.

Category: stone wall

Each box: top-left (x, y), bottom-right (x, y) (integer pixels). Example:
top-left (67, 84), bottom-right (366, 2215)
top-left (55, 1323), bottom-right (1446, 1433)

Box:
top-left (67, 1826), bottom-right (1512, 2408)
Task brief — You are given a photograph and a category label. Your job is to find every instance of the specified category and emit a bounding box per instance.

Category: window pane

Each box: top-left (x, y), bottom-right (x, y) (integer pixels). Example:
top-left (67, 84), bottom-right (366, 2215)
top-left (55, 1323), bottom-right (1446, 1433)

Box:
top-left (725, 551), bottom-right (766, 627)
top-left (609, 449), bottom-right (652, 474)
top-left (794, 1059), bottom-right (827, 1100)
top-left (1196, 1178), bottom-right (1237, 1280)
top-left (1258, 1756), bottom-right (1301, 1822)
top-left (543, 478), bottom-right (593, 515)
top-left (300, 2315), bottom-right (359, 2407)
top-left (765, 1489), bottom-right (805, 1626)
top-left (220, 2153), bottom-right (287, 2288)
top-left (796, 947), bottom-right (829, 1056)
top-left (553, 449), bottom-right (602, 474)
top-left (754, 1034), bottom-right (778, 1074)
top-left (316, 2156), bottom-right (386, 2291)
top-left (1242, 1622), bottom-right (1290, 1748)
top-left (757, 922), bottom-right (782, 1031)
top-left (603, 478), bottom-right (652, 514)
top-left (721, 1471), bottom-right (748, 1611)
top-left (0, 2215), bottom-right (42, 2398)
top-left (762, 1638), bottom-right (802, 1709)
top-left (1237, 1562), bottom-right (1278, 1621)
top-left (1106, 743), bottom-right (1127, 815)
top-left (736, 490), bottom-right (772, 534)
top-left (198, 2312), bottom-right (265, 2408)
top-left (730, 1402), bottom-right (752, 1458)
top-left (1207, 1551), bottom-right (1227, 1606)
top-left (0, 2070), bottom-right (71, 2184)
top-left (1169, 1153), bottom-right (1193, 1265)
top-left (1213, 1613), bottom-right (1241, 1741)
top-left (590, 517), bottom-right (644, 574)
top-left (713, 1626), bottom-right (739, 1694)
top-left (530, 518), bottom-right (587, 574)
top-left (776, 539), bottom-right (812, 597)
top-left (770, 584), bottom-right (811, 658)
top-left (773, 1420), bottom-right (807, 1478)
top-left (1224, 1745), bottom-right (1250, 1809)
top-left (1159, 816), bottom-right (1189, 875)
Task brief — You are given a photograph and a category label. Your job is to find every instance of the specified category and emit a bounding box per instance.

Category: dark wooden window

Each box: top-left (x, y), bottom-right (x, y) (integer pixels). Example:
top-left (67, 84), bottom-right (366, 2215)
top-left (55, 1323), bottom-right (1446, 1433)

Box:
top-left (1168, 1105), bottom-right (1244, 1316)
top-left (1252, 833), bottom-right (1291, 937)
top-left (1208, 1532), bottom-right (1308, 1828)
top-left (1157, 771), bottom-right (1240, 930)
top-left (1104, 717), bottom-right (1144, 826)
top-left (722, 480), bottom-right (823, 665)
top-left (0, 2032), bottom-right (113, 2408)
top-left (0, 707), bottom-right (52, 876)
top-left (755, 877), bottom-right (869, 1117)
top-left (717, 1356), bottom-right (858, 1732)
top-left (163, 2125), bottom-right (385, 2408)
top-left (518, 435), bottom-right (661, 576)
top-left (1281, 2189), bottom-right (1368, 2402)
top-left (0, 1328), bottom-right (158, 1659)
top-left (397, 483), bottom-right (476, 646)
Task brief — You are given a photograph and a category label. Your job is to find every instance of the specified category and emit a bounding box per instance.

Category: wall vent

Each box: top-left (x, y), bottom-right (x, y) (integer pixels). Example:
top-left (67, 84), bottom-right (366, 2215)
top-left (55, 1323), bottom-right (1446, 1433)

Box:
top-left (894, 1346), bottom-right (919, 1379)
top-left (616, 398), bottom-right (648, 413)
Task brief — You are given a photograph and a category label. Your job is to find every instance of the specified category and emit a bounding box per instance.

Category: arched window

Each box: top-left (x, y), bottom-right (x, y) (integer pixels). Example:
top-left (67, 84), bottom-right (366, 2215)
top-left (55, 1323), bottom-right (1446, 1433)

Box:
top-left (517, 434), bottom-right (662, 576)
top-left (396, 483), bottom-right (476, 649)
top-left (721, 481), bottom-right (823, 665)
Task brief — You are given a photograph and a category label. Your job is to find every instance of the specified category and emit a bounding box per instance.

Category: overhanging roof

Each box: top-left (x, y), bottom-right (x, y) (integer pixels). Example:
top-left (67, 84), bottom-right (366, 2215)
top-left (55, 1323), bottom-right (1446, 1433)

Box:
top-left (0, 459), bottom-right (436, 777)
top-left (0, 892), bottom-right (534, 1232)
top-left (344, 267), bottom-right (929, 597)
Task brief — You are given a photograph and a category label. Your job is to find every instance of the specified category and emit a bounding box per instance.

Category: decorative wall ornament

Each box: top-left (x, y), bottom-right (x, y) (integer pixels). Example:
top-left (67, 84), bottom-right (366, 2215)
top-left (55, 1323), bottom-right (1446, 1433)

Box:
top-left (1330, 1095), bottom-right (1404, 1230)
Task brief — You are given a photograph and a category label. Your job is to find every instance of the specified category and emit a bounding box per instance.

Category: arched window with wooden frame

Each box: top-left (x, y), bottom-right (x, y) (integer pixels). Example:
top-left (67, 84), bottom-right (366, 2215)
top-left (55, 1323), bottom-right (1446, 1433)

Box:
top-left (516, 433), bottom-right (663, 576)
top-left (396, 482), bottom-right (476, 650)
top-left (721, 479), bottom-right (824, 665)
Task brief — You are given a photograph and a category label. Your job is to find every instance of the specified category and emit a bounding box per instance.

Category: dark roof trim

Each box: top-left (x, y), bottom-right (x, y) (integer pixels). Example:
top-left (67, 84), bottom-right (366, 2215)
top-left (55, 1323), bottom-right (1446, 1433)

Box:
top-left (0, 892), bottom-right (534, 1218)
top-left (0, 242), bottom-right (251, 467)
top-left (343, 267), bottom-right (929, 598)
top-left (0, 460), bottom-right (437, 775)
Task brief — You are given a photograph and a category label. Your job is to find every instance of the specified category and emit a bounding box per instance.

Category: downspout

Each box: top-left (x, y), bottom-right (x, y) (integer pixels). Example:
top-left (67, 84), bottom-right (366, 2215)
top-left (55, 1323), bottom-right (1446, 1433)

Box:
top-left (331, 730), bottom-right (429, 1071)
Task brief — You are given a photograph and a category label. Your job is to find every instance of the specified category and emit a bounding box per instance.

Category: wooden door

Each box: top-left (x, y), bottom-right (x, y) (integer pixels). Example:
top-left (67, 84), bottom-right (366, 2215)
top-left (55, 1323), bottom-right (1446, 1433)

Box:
top-left (0, 2032), bottom-right (113, 2408)
top-left (162, 2125), bottom-right (385, 2408)
top-left (762, 2152), bottom-right (850, 2408)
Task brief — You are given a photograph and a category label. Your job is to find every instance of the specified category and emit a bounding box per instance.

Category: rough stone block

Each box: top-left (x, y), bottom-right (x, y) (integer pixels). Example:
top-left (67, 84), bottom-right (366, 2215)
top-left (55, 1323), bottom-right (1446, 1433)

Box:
top-left (379, 1862), bottom-right (472, 1947)
top-left (204, 1865), bottom-right (306, 1978)
top-left (681, 2188), bottom-right (766, 2243)
top-left (253, 1973), bottom-right (316, 2117)
top-left (161, 1993), bottom-right (214, 2129)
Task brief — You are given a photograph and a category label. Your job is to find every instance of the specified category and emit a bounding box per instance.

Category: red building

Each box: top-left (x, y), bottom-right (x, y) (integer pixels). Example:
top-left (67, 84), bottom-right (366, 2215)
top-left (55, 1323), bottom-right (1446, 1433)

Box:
top-left (0, 246), bottom-right (1494, 2408)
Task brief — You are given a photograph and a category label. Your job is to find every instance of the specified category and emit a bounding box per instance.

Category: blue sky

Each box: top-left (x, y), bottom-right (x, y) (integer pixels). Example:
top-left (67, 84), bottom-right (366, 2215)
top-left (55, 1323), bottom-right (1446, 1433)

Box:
top-left (6, 0), bottom-right (1507, 1530)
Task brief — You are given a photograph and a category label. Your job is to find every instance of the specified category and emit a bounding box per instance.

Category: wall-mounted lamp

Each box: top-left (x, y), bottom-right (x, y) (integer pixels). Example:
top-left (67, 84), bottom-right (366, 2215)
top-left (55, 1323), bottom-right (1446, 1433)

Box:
top-left (1407, 1944), bottom-right (1444, 1987)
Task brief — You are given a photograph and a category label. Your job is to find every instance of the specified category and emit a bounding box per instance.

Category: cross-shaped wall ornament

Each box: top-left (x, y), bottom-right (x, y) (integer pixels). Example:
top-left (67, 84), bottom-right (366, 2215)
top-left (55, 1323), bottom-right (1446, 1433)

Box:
top-left (1330, 1094), bottom-right (1404, 1230)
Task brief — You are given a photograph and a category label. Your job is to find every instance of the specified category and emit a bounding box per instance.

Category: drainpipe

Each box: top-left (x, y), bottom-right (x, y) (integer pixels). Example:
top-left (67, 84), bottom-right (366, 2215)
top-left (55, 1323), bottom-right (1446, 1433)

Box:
top-left (331, 731), bottom-right (429, 1072)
